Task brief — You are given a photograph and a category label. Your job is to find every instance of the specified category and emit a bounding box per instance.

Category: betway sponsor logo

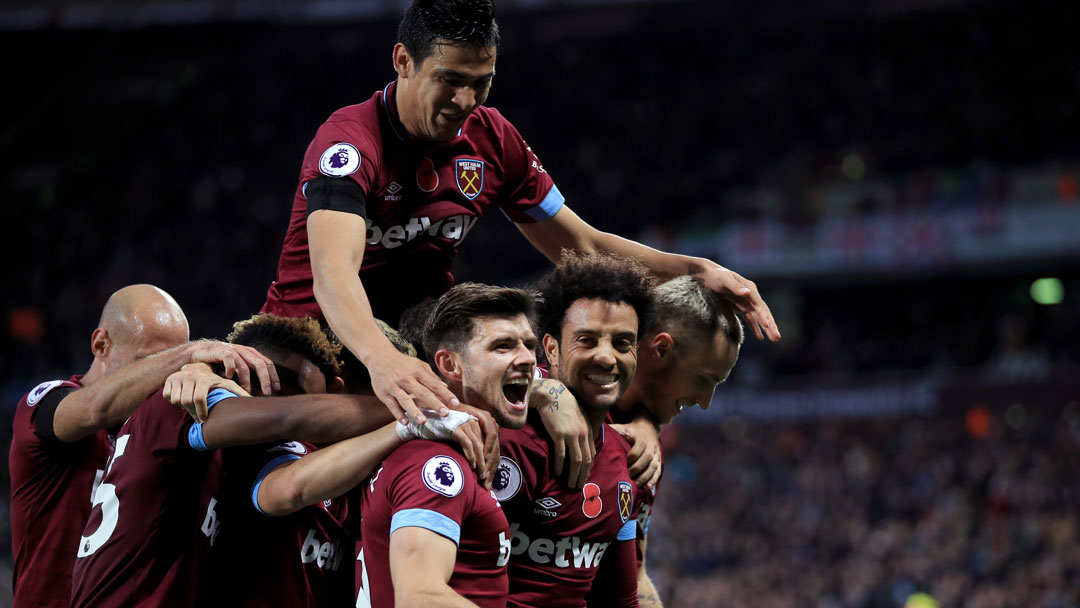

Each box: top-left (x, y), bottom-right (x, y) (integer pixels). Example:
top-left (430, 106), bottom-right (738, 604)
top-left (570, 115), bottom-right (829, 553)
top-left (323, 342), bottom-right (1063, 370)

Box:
top-left (366, 214), bottom-right (479, 249)
top-left (300, 529), bottom-right (346, 571)
top-left (508, 522), bottom-right (609, 569)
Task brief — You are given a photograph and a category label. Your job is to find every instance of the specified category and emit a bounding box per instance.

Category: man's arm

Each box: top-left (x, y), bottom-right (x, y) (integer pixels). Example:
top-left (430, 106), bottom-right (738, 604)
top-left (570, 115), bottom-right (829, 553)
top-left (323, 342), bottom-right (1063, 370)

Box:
top-left (307, 209), bottom-right (460, 423)
top-left (636, 536), bottom-right (662, 608)
top-left (389, 527), bottom-right (479, 608)
top-left (198, 392), bottom-right (394, 449)
top-left (256, 424), bottom-right (401, 516)
top-left (610, 412), bottom-right (662, 489)
top-left (529, 378), bottom-right (594, 488)
top-left (515, 205), bottom-right (780, 342)
top-left (51, 341), bottom-right (276, 442)
top-left (256, 415), bottom-right (485, 516)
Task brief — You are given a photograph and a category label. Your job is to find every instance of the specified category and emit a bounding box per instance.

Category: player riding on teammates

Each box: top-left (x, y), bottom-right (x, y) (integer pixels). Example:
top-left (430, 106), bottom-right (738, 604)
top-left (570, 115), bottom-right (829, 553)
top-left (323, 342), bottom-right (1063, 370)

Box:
top-left (262, 0), bottom-right (779, 434)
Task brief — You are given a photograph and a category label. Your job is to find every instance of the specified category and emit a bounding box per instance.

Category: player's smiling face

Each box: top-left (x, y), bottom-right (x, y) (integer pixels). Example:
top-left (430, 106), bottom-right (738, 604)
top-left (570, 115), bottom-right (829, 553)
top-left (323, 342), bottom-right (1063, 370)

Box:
top-left (545, 299), bottom-right (638, 414)
top-left (457, 314), bottom-right (536, 430)
top-left (394, 41), bottom-right (496, 141)
top-left (639, 330), bottom-right (739, 424)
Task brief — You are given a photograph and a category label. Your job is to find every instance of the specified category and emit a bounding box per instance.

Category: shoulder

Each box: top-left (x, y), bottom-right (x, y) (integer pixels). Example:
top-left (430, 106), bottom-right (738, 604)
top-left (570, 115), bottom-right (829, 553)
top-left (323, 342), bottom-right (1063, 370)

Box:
top-left (324, 100), bottom-right (380, 134)
top-left (465, 105), bottom-right (524, 143)
top-left (386, 441), bottom-right (475, 481)
top-left (20, 377), bottom-right (80, 409)
top-left (605, 423), bottom-right (634, 454)
top-left (381, 441), bottom-right (476, 502)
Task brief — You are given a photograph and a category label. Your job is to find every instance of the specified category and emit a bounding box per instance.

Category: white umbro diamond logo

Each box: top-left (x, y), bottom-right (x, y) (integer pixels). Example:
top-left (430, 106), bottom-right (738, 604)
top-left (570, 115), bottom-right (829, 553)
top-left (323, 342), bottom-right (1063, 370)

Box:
top-left (535, 497), bottom-right (562, 509)
top-left (386, 181), bottom-right (403, 195)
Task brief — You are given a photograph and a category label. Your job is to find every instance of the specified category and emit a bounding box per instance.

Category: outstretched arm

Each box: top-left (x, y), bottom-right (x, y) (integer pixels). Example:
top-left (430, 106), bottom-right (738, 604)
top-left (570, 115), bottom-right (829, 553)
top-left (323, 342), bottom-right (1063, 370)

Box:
top-left (199, 392), bottom-right (394, 449)
top-left (256, 414), bottom-right (485, 516)
top-left (52, 340), bottom-right (276, 442)
top-left (308, 209), bottom-right (461, 425)
top-left (390, 527), bottom-right (480, 608)
top-left (515, 205), bottom-right (780, 342)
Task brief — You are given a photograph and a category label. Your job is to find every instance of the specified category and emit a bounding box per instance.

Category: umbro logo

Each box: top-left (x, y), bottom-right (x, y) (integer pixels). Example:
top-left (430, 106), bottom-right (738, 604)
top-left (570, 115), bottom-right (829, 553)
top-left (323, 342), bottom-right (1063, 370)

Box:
top-left (535, 497), bottom-right (561, 509)
top-left (533, 496), bottom-right (561, 517)
top-left (384, 181), bottom-right (403, 201)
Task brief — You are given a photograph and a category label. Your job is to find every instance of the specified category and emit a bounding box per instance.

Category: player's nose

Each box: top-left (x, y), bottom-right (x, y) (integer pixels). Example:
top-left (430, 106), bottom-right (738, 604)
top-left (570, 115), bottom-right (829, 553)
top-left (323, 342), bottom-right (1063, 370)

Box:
top-left (453, 86), bottom-right (477, 110)
top-left (513, 343), bottom-right (536, 366)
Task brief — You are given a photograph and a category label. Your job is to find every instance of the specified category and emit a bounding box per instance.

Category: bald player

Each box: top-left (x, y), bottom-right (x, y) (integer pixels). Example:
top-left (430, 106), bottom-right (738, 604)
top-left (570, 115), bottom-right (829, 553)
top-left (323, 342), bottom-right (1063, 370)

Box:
top-left (8, 284), bottom-right (276, 608)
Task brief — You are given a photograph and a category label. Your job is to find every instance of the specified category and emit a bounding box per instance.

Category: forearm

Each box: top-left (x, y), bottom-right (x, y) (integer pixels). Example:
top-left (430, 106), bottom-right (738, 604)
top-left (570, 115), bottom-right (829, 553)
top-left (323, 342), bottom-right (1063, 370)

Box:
top-left (312, 260), bottom-right (396, 364)
top-left (202, 393), bottom-right (393, 449)
top-left (637, 569), bottom-right (663, 608)
top-left (56, 343), bottom-right (194, 441)
top-left (586, 230), bottom-right (717, 281)
top-left (260, 423), bottom-right (402, 515)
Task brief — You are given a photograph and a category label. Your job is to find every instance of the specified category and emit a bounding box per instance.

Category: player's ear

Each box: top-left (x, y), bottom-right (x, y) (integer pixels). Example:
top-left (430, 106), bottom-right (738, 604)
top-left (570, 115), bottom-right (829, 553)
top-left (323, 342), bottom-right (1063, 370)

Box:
top-left (433, 349), bottom-right (462, 382)
top-left (90, 328), bottom-right (111, 360)
top-left (392, 43), bottom-right (412, 78)
top-left (327, 376), bottom-right (346, 394)
top-left (652, 332), bottom-right (674, 359)
top-left (542, 334), bottom-right (560, 368)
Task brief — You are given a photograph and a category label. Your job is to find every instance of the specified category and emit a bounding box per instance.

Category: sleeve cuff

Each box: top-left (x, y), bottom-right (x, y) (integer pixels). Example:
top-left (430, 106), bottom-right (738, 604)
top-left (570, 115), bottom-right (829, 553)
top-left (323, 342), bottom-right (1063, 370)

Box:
top-left (524, 183), bottom-right (565, 222)
top-left (251, 453), bottom-right (303, 515)
top-left (391, 508), bottom-right (462, 546)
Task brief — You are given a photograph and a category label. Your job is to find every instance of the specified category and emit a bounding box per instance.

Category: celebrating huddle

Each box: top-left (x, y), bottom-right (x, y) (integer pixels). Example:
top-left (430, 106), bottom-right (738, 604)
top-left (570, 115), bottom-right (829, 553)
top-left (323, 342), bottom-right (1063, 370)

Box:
top-left (11, 253), bottom-right (743, 607)
top-left (12, 0), bottom-right (770, 605)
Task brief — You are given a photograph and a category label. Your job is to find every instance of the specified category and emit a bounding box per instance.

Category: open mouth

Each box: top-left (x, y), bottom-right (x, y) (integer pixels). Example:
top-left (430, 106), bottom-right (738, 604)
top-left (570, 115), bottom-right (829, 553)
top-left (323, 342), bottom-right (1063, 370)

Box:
top-left (584, 373), bottom-right (618, 387)
top-left (502, 377), bottom-right (530, 406)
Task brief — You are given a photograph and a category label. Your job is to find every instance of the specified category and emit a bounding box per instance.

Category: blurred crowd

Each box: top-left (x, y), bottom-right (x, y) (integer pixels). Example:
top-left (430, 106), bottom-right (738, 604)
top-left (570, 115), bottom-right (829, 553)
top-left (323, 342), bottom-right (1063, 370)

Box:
top-left (648, 405), bottom-right (1080, 607)
top-left (3, 1), bottom-right (1078, 391)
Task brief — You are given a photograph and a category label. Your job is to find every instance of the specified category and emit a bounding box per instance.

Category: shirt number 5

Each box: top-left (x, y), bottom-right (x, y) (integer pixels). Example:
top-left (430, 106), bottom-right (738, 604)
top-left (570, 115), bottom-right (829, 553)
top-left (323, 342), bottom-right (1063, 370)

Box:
top-left (77, 434), bottom-right (130, 557)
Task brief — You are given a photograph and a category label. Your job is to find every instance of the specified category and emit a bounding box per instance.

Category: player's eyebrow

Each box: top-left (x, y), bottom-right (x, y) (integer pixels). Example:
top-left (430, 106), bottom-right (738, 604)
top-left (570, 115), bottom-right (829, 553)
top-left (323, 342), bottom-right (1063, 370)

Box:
top-left (434, 67), bottom-right (495, 82)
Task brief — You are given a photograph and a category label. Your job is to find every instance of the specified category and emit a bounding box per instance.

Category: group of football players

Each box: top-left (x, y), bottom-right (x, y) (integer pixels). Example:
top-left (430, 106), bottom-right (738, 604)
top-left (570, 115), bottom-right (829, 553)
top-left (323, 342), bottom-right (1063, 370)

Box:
top-left (11, 0), bottom-right (773, 606)
top-left (12, 251), bottom-right (743, 607)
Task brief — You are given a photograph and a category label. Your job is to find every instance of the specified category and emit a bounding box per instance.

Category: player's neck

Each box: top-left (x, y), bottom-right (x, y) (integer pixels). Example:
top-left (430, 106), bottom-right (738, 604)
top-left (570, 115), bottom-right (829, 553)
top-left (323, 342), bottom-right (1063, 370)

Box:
top-left (584, 408), bottom-right (608, 442)
top-left (392, 78), bottom-right (423, 140)
top-left (80, 360), bottom-right (107, 388)
top-left (616, 383), bottom-right (643, 412)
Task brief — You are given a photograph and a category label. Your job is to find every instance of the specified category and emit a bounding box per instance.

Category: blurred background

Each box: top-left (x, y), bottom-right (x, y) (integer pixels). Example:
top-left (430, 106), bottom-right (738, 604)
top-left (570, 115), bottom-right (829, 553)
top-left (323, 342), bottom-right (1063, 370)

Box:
top-left (2, 0), bottom-right (1078, 606)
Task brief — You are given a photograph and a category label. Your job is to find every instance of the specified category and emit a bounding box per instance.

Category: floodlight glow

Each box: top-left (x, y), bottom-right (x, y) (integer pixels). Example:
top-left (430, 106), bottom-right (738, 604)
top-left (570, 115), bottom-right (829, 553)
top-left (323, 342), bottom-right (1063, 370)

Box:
top-left (1030, 278), bottom-right (1064, 305)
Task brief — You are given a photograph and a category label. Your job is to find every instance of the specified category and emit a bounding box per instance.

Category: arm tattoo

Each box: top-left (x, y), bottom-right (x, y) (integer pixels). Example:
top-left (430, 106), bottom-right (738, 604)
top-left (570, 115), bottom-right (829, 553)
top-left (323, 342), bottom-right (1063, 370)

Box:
top-left (545, 382), bottom-right (565, 412)
top-left (638, 589), bottom-right (663, 608)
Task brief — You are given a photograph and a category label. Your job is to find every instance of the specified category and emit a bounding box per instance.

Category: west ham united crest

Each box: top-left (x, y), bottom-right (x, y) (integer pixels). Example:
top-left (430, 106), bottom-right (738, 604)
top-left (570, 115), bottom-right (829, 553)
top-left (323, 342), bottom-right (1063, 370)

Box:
top-left (455, 158), bottom-right (484, 200)
top-left (618, 481), bottom-right (633, 523)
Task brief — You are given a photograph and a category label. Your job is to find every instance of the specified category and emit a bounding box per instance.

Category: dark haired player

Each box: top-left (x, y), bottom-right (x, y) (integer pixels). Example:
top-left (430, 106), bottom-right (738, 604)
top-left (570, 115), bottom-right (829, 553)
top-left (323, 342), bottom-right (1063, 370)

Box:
top-left (8, 284), bottom-right (275, 608)
top-left (358, 282), bottom-right (539, 607)
top-left (262, 0), bottom-right (779, 434)
top-left (497, 253), bottom-right (654, 607)
top-left (69, 314), bottom-right (403, 607)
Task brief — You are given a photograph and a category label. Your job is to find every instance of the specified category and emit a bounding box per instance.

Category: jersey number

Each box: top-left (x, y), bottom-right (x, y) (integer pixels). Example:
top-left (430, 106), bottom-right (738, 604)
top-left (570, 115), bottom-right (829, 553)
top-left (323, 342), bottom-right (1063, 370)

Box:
top-left (497, 530), bottom-right (511, 567)
top-left (78, 434), bottom-right (130, 557)
top-left (355, 547), bottom-right (372, 608)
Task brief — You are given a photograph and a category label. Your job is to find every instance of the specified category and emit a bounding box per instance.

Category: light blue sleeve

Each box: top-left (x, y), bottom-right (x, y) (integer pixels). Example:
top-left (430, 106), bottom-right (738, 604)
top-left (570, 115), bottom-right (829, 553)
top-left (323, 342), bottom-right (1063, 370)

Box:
top-left (390, 508), bottom-right (462, 546)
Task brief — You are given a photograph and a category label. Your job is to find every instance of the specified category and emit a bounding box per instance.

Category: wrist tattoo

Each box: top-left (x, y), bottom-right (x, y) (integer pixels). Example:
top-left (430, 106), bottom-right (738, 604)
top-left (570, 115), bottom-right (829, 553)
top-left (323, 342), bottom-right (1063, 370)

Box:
top-left (545, 383), bottom-right (566, 412)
